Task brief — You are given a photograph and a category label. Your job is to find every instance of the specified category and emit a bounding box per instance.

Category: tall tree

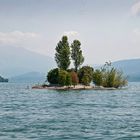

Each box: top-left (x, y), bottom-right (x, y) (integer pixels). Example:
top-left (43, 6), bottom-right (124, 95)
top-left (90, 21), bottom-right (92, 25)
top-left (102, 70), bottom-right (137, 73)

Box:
top-left (71, 40), bottom-right (84, 72)
top-left (55, 36), bottom-right (71, 70)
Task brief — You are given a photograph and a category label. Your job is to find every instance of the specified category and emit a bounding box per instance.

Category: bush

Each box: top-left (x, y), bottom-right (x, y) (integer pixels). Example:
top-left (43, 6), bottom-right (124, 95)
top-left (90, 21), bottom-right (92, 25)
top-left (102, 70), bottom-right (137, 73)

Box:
top-left (93, 63), bottom-right (127, 88)
top-left (47, 68), bottom-right (59, 85)
top-left (93, 69), bottom-right (103, 86)
top-left (81, 74), bottom-right (91, 86)
top-left (113, 70), bottom-right (128, 88)
top-left (58, 69), bottom-right (68, 86)
top-left (78, 66), bottom-right (94, 85)
top-left (70, 71), bottom-right (79, 86)
top-left (47, 68), bottom-right (73, 86)
top-left (65, 73), bottom-right (72, 86)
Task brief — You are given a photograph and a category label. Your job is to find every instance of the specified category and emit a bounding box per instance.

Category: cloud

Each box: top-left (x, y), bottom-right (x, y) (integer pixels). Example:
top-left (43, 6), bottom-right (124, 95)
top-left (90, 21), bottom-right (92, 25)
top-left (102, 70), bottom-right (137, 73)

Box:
top-left (0, 31), bottom-right (40, 45)
top-left (63, 31), bottom-right (79, 37)
top-left (131, 28), bottom-right (140, 44)
top-left (131, 1), bottom-right (140, 16)
top-left (133, 28), bottom-right (140, 35)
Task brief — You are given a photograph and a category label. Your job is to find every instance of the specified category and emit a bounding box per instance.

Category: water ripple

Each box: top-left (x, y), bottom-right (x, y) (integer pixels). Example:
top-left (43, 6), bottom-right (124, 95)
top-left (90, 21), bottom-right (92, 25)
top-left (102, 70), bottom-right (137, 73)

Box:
top-left (0, 82), bottom-right (140, 140)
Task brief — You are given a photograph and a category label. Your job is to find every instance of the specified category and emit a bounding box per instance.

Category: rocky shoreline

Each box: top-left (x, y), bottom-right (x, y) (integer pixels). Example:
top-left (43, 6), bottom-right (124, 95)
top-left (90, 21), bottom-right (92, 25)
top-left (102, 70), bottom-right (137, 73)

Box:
top-left (32, 85), bottom-right (117, 90)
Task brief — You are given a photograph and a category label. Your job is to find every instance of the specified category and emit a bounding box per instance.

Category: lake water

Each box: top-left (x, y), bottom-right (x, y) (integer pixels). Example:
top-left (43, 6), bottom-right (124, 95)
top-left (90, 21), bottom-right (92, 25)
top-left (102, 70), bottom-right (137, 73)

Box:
top-left (0, 82), bottom-right (140, 140)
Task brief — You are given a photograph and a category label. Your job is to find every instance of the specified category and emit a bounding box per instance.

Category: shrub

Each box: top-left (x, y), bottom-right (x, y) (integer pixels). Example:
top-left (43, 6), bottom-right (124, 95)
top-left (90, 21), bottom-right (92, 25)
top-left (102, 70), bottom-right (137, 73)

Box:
top-left (58, 69), bottom-right (68, 86)
top-left (78, 66), bottom-right (94, 85)
top-left (93, 69), bottom-right (103, 86)
top-left (47, 68), bottom-right (59, 85)
top-left (65, 73), bottom-right (72, 86)
top-left (113, 70), bottom-right (128, 88)
top-left (93, 63), bottom-right (127, 88)
top-left (81, 74), bottom-right (91, 86)
top-left (70, 71), bottom-right (79, 86)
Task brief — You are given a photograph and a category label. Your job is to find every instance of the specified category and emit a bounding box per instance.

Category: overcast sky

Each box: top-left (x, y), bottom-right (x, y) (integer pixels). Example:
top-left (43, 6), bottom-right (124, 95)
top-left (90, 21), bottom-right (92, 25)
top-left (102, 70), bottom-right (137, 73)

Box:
top-left (0, 0), bottom-right (140, 64)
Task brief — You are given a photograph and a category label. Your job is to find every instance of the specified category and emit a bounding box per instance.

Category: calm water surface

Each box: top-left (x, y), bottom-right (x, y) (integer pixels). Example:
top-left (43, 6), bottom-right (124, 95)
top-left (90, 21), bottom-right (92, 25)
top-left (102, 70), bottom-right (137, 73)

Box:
top-left (0, 82), bottom-right (140, 140)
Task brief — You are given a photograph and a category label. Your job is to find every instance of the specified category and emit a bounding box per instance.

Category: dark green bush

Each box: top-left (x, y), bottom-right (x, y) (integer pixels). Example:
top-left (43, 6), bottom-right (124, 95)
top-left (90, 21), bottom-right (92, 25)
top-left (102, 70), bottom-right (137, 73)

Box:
top-left (78, 66), bottom-right (94, 85)
top-left (47, 68), bottom-right (59, 85)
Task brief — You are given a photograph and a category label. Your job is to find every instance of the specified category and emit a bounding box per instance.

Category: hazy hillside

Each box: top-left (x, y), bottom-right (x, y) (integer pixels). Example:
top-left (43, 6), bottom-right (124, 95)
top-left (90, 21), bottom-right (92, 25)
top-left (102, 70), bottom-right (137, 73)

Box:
top-left (113, 59), bottom-right (140, 82)
top-left (0, 45), bottom-right (55, 77)
top-left (0, 75), bottom-right (8, 82)
top-left (1, 45), bottom-right (140, 82)
top-left (9, 72), bottom-right (46, 83)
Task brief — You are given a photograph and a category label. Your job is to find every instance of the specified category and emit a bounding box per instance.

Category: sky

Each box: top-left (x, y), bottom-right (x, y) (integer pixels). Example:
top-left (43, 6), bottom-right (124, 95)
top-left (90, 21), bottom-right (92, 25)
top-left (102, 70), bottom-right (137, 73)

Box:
top-left (0, 0), bottom-right (140, 65)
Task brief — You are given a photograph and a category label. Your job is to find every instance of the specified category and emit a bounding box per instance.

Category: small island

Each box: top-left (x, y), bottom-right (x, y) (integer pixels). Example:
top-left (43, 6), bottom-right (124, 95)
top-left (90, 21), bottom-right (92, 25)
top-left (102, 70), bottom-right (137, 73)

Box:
top-left (32, 36), bottom-right (127, 90)
top-left (0, 75), bottom-right (8, 83)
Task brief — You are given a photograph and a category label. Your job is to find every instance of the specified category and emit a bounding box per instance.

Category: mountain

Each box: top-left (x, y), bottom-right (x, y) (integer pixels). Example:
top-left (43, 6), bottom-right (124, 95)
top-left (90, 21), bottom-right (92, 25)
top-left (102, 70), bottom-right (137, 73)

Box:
top-left (112, 59), bottom-right (140, 82)
top-left (0, 75), bottom-right (8, 82)
top-left (1, 45), bottom-right (140, 82)
top-left (9, 72), bottom-right (45, 83)
top-left (0, 45), bottom-right (56, 77)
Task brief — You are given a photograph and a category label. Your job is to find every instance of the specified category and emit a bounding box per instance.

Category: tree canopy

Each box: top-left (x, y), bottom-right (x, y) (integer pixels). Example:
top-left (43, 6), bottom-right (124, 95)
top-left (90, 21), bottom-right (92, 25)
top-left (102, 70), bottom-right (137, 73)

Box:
top-left (78, 66), bottom-right (94, 86)
top-left (71, 40), bottom-right (84, 72)
top-left (70, 71), bottom-right (79, 86)
top-left (47, 68), bottom-right (59, 85)
top-left (55, 36), bottom-right (71, 70)
top-left (46, 36), bottom-right (127, 88)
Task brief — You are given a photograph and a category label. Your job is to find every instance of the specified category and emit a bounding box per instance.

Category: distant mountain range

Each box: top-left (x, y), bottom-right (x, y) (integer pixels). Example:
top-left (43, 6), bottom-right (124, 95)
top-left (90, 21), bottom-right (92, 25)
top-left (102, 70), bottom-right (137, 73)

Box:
top-left (0, 75), bottom-right (8, 82)
top-left (0, 45), bottom-right (140, 82)
top-left (9, 72), bottom-right (46, 83)
top-left (112, 59), bottom-right (140, 82)
top-left (0, 45), bottom-right (55, 77)
top-left (9, 58), bottom-right (140, 83)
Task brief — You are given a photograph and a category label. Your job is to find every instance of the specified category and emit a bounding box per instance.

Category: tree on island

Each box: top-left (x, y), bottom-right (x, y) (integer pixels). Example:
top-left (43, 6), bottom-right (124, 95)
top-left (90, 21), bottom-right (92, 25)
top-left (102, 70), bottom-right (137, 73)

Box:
top-left (78, 66), bottom-right (94, 86)
top-left (58, 69), bottom-right (68, 86)
top-left (65, 73), bottom-right (72, 87)
top-left (70, 71), bottom-right (79, 87)
top-left (92, 69), bottom-right (103, 86)
top-left (55, 36), bottom-right (71, 70)
top-left (46, 35), bottom-right (127, 89)
top-left (47, 68), bottom-right (59, 85)
top-left (47, 68), bottom-right (72, 86)
top-left (71, 40), bottom-right (84, 72)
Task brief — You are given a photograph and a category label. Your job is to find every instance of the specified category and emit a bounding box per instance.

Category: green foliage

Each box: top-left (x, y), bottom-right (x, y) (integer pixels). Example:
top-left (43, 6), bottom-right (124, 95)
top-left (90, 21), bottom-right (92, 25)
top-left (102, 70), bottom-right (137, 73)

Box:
top-left (81, 74), bottom-right (91, 86)
top-left (93, 69), bottom-right (103, 86)
top-left (47, 36), bottom-right (127, 89)
top-left (67, 68), bottom-right (75, 72)
top-left (93, 62), bottom-right (128, 88)
top-left (78, 66), bottom-right (94, 85)
top-left (70, 71), bottom-right (79, 86)
top-left (71, 40), bottom-right (84, 72)
top-left (47, 68), bottom-right (73, 86)
top-left (58, 69), bottom-right (68, 86)
top-left (47, 68), bottom-right (59, 85)
top-left (113, 70), bottom-right (128, 88)
top-left (65, 73), bottom-right (72, 86)
top-left (55, 36), bottom-right (71, 70)
top-left (106, 68), bottom-right (116, 87)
